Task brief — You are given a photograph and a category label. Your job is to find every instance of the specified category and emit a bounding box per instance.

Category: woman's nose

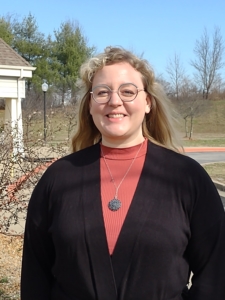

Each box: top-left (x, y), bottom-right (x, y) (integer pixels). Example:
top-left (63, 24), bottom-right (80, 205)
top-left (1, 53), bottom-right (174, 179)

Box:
top-left (108, 91), bottom-right (123, 106)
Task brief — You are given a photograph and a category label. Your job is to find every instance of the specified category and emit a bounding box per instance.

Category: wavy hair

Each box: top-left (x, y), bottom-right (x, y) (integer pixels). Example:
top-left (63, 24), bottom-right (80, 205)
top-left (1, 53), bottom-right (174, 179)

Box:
top-left (71, 46), bottom-right (182, 152)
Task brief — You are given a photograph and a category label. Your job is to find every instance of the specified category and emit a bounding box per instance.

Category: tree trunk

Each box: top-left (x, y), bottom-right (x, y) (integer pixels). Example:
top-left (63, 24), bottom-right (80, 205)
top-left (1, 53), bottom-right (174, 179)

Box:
top-left (189, 115), bottom-right (193, 139)
top-left (184, 117), bottom-right (188, 138)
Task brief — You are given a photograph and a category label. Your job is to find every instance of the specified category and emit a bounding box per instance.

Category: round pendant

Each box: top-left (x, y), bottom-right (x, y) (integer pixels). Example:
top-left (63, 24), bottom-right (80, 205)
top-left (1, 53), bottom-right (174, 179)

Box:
top-left (108, 198), bottom-right (121, 211)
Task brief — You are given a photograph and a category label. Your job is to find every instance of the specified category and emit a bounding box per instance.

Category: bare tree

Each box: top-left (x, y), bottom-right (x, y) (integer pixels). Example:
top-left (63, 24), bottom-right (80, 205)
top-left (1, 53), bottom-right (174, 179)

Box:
top-left (190, 27), bottom-right (224, 99)
top-left (174, 78), bottom-right (211, 138)
top-left (210, 74), bottom-right (225, 99)
top-left (166, 53), bottom-right (185, 100)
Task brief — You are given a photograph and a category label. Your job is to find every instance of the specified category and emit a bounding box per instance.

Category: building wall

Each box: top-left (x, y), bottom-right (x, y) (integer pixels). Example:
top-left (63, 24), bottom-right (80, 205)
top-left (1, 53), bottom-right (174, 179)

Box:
top-left (0, 68), bottom-right (32, 77)
top-left (0, 77), bottom-right (25, 98)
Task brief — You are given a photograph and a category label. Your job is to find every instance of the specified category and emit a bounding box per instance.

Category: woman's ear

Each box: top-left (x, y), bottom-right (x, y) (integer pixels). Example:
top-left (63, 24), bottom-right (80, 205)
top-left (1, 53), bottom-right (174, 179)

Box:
top-left (145, 95), bottom-right (151, 114)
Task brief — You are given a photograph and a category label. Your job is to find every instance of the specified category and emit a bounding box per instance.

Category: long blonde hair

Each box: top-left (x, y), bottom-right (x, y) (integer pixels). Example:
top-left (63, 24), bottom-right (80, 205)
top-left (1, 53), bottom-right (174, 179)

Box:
top-left (72, 46), bottom-right (181, 152)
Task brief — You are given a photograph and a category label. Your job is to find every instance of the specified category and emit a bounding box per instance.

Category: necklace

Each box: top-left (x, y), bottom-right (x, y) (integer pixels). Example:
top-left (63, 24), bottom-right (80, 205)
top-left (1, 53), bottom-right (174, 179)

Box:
top-left (101, 141), bottom-right (144, 212)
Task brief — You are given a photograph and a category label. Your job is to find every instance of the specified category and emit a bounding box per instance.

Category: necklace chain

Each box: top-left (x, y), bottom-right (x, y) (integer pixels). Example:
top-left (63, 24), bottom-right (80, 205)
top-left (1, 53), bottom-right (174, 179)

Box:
top-left (101, 141), bottom-right (144, 200)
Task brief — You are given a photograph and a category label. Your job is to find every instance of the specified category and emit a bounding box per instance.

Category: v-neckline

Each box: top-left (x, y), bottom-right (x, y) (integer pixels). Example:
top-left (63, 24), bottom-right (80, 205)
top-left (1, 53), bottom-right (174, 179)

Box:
top-left (111, 143), bottom-right (156, 289)
top-left (81, 142), bottom-right (156, 298)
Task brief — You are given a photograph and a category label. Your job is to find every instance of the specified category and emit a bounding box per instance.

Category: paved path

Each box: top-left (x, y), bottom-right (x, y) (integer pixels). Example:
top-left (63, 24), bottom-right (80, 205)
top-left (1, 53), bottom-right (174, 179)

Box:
top-left (185, 147), bottom-right (225, 208)
top-left (186, 152), bottom-right (225, 164)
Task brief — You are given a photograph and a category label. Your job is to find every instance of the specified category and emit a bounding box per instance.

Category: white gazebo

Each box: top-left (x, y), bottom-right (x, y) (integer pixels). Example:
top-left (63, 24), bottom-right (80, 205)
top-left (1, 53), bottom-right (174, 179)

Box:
top-left (0, 38), bottom-right (36, 154)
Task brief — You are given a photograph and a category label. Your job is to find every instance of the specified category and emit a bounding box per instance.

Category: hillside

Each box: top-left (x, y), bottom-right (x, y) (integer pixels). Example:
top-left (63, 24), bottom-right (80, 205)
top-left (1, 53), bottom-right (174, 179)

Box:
top-left (176, 99), bottom-right (225, 138)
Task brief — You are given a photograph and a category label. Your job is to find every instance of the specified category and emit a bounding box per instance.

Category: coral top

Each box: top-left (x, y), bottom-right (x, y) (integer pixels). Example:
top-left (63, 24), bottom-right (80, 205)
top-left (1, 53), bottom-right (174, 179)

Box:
top-left (100, 139), bottom-right (147, 255)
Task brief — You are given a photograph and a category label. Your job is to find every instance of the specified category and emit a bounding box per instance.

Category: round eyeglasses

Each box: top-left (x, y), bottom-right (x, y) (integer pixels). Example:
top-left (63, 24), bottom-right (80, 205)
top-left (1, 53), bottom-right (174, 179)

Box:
top-left (90, 83), bottom-right (145, 104)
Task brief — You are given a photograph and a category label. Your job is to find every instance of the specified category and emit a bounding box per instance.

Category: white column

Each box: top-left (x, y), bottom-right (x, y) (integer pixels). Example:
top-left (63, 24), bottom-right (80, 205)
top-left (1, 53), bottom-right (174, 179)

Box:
top-left (4, 97), bottom-right (24, 156)
top-left (4, 98), bottom-right (17, 129)
top-left (17, 78), bottom-right (24, 154)
top-left (4, 98), bottom-right (15, 154)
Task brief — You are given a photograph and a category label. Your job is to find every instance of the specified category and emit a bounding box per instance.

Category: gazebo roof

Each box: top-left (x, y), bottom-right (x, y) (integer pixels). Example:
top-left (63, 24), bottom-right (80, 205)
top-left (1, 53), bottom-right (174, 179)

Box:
top-left (0, 38), bottom-right (32, 67)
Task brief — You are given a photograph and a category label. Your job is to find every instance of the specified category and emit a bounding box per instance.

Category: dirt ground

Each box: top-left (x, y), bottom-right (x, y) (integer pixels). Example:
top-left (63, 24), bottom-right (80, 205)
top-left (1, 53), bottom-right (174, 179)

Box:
top-left (0, 234), bottom-right (23, 299)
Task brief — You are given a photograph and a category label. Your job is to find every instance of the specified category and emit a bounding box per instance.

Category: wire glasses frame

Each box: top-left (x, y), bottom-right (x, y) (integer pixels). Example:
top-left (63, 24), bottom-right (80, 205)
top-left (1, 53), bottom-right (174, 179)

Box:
top-left (90, 83), bottom-right (146, 104)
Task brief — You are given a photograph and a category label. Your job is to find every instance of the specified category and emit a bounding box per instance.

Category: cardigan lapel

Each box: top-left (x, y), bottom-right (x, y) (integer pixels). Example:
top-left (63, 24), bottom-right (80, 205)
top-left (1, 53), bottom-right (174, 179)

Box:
top-left (111, 142), bottom-right (157, 289)
top-left (82, 144), bottom-right (117, 300)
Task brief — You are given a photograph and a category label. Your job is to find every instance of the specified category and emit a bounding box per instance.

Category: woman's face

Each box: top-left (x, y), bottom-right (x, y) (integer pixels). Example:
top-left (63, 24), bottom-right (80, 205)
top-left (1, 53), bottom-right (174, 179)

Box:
top-left (90, 62), bottom-right (151, 147)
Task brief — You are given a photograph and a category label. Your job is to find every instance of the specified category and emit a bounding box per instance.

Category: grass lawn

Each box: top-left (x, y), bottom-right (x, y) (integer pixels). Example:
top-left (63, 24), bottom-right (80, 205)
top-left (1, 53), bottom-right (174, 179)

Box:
top-left (182, 138), bottom-right (225, 147)
top-left (203, 162), bottom-right (225, 185)
top-left (176, 99), bottom-right (225, 135)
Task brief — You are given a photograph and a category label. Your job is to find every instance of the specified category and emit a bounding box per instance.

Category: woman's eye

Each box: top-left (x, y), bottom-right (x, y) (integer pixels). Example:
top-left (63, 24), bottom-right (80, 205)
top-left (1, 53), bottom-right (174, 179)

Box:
top-left (121, 89), bottom-right (135, 96)
top-left (98, 90), bottom-right (109, 97)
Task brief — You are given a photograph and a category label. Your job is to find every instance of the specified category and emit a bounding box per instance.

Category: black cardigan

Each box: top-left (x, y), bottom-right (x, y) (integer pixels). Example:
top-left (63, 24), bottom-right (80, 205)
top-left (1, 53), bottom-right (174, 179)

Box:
top-left (21, 141), bottom-right (225, 300)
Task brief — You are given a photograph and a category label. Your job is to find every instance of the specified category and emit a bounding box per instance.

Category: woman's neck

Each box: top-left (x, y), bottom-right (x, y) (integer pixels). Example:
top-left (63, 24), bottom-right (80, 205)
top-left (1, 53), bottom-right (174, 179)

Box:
top-left (101, 136), bottom-right (146, 148)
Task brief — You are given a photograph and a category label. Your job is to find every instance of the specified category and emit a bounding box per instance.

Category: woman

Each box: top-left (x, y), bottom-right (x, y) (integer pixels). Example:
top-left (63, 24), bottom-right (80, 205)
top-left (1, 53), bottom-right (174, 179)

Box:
top-left (21, 47), bottom-right (225, 299)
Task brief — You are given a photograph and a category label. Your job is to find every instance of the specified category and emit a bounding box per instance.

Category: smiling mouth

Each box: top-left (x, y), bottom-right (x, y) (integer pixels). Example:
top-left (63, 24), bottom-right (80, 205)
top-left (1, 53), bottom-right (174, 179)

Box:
top-left (107, 114), bottom-right (125, 118)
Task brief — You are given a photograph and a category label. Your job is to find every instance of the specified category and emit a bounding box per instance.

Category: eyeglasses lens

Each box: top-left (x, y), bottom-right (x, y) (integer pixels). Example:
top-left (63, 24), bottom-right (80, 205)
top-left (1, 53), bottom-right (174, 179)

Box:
top-left (92, 84), bottom-right (138, 103)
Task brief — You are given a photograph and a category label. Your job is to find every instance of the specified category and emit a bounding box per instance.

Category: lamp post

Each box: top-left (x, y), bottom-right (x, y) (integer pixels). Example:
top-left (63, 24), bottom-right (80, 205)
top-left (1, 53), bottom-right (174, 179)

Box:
top-left (41, 82), bottom-right (48, 142)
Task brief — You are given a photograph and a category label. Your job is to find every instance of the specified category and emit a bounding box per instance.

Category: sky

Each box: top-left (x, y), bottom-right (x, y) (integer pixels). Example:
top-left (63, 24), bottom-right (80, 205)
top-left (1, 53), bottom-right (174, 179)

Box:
top-left (1, 0), bottom-right (225, 79)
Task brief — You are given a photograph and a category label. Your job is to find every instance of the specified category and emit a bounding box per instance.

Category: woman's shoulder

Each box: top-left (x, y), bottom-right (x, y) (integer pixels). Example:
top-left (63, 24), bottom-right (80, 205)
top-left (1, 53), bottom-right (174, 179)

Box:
top-left (39, 143), bottom-right (100, 184)
top-left (147, 140), bottom-right (210, 181)
top-left (50, 143), bottom-right (100, 169)
top-left (148, 141), bottom-right (199, 166)
top-left (147, 141), bottom-right (223, 215)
